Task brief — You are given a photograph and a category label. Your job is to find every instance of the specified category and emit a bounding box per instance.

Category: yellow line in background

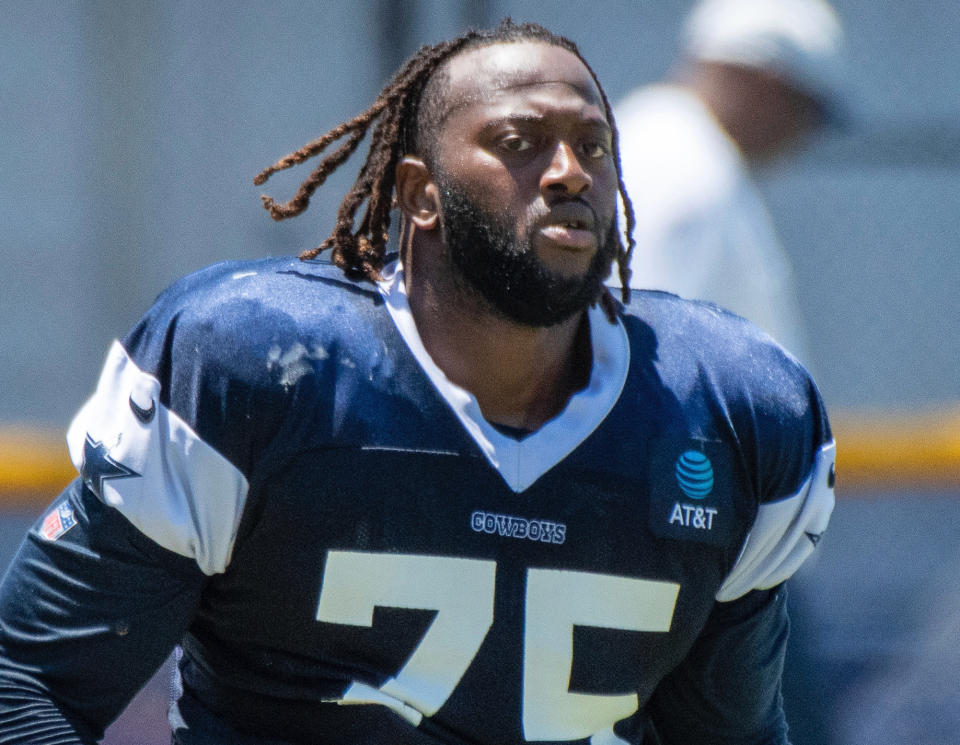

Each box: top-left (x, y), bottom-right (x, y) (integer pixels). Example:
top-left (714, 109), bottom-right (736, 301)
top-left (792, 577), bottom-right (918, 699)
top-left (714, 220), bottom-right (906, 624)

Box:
top-left (0, 427), bottom-right (75, 508)
top-left (1, 406), bottom-right (959, 508)
top-left (830, 405), bottom-right (960, 493)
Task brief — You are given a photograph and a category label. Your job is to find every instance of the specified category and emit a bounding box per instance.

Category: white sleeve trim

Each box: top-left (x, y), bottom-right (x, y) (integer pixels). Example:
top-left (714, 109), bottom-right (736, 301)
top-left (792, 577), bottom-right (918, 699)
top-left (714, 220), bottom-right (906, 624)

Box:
top-left (716, 441), bottom-right (835, 602)
top-left (66, 340), bottom-right (249, 575)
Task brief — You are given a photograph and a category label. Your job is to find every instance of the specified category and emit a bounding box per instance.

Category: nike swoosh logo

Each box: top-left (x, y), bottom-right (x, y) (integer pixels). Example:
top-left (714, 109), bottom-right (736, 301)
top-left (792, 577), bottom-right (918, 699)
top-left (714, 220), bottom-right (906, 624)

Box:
top-left (129, 395), bottom-right (156, 424)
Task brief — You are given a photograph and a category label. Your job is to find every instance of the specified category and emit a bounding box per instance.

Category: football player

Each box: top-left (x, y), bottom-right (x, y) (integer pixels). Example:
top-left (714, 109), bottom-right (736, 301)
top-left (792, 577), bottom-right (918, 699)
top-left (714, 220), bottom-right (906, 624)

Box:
top-left (0, 19), bottom-right (834, 745)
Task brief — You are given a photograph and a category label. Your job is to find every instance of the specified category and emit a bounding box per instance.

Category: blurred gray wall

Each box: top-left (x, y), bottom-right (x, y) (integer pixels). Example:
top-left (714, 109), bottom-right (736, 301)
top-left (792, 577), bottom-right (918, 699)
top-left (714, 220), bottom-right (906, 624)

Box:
top-left (1, 0), bottom-right (958, 429)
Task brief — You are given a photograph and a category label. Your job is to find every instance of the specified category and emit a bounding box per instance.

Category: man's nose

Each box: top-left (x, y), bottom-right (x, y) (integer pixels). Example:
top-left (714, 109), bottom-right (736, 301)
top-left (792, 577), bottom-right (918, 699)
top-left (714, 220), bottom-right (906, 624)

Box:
top-left (540, 141), bottom-right (592, 197)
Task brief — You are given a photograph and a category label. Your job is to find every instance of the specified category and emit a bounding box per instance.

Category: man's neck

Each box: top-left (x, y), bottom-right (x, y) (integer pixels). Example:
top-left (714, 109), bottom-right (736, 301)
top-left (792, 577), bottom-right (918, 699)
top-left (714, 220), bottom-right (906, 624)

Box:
top-left (403, 246), bottom-right (592, 433)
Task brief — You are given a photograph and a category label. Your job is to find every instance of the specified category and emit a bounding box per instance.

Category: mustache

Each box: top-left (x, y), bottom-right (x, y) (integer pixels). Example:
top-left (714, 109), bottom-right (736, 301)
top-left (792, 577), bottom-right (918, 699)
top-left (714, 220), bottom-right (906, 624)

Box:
top-left (526, 196), bottom-right (598, 231)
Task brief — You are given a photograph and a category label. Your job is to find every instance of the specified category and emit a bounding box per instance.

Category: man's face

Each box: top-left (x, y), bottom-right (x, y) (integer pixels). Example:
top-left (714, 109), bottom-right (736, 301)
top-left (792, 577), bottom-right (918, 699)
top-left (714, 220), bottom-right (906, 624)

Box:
top-left (426, 41), bottom-right (620, 326)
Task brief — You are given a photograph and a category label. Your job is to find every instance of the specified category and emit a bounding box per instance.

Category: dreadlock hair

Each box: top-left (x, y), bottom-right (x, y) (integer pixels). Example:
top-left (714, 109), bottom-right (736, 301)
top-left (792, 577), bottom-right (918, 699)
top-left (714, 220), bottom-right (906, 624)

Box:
top-left (253, 18), bottom-right (637, 317)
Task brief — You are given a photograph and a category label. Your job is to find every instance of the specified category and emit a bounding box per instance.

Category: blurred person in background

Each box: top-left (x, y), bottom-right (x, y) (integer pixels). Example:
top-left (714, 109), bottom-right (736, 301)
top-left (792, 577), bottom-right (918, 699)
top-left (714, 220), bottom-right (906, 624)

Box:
top-left (611, 0), bottom-right (848, 362)
top-left (613, 7), bottom-right (848, 740)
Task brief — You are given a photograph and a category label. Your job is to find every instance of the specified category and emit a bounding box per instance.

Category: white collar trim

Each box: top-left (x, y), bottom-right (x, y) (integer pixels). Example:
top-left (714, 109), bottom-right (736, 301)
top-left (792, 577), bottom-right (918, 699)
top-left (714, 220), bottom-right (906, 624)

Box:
top-left (378, 260), bottom-right (630, 492)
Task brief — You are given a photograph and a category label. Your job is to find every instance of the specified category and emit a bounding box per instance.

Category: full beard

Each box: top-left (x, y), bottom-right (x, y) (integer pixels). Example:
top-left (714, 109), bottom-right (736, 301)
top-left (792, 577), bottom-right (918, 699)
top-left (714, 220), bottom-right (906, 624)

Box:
top-left (436, 178), bottom-right (618, 328)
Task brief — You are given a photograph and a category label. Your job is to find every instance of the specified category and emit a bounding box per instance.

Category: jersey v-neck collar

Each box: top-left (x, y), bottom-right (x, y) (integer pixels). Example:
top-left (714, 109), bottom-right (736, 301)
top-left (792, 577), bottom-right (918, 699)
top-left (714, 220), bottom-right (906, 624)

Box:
top-left (378, 261), bottom-right (630, 493)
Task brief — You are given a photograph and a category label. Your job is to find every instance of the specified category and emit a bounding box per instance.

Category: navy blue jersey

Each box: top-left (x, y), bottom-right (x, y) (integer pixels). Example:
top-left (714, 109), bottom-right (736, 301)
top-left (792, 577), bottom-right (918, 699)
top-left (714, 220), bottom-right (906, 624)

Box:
top-left (0, 256), bottom-right (834, 745)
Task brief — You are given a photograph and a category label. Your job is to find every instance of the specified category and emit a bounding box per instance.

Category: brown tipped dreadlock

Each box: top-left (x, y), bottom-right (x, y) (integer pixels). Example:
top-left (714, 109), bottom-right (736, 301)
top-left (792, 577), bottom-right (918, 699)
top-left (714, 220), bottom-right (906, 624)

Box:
top-left (254, 19), bottom-right (637, 319)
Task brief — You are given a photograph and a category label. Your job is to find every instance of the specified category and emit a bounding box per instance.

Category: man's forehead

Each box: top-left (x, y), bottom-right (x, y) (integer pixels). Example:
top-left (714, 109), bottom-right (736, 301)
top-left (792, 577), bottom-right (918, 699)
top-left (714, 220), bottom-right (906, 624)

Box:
top-left (441, 41), bottom-right (603, 113)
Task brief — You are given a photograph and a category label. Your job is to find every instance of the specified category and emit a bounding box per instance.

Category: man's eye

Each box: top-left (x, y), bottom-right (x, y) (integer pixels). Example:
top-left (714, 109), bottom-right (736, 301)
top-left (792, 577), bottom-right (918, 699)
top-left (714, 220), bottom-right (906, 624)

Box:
top-left (582, 141), bottom-right (609, 159)
top-left (500, 136), bottom-right (533, 152)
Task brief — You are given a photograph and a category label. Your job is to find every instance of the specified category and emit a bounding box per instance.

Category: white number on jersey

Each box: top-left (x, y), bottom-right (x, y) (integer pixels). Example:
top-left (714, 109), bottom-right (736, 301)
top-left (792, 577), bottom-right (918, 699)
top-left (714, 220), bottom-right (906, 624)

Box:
top-left (316, 551), bottom-right (679, 741)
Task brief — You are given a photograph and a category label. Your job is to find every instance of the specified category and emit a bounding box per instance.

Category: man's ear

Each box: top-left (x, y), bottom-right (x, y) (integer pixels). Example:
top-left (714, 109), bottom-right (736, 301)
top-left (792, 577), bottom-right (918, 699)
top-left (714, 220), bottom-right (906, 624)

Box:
top-left (396, 156), bottom-right (440, 231)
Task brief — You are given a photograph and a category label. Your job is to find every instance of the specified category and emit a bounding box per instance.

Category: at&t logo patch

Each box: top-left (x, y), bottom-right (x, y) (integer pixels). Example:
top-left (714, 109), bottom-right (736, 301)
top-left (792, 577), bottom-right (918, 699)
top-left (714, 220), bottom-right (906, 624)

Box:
top-left (648, 437), bottom-right (731, 546)
top-left (671, 451), bottom-right (717, 531)
top-left (675, 450), bottom-right (714, 499)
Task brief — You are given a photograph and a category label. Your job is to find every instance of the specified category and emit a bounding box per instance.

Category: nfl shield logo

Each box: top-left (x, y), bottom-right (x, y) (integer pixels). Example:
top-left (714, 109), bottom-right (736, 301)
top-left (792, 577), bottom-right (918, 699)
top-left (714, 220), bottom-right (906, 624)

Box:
top-left (40, 501), bottom-right (77, 541)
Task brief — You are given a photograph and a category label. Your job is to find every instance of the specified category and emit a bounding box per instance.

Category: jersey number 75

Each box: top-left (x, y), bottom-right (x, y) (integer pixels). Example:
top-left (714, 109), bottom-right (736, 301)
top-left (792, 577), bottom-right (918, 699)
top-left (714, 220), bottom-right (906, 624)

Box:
top-left (316, 551), bottom-right (679, 742)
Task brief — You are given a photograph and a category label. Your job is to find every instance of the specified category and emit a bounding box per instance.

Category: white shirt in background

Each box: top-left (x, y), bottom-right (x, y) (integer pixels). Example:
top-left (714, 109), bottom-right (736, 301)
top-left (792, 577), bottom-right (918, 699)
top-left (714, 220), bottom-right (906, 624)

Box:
top-left (612, 83), bottom-right (809, 362)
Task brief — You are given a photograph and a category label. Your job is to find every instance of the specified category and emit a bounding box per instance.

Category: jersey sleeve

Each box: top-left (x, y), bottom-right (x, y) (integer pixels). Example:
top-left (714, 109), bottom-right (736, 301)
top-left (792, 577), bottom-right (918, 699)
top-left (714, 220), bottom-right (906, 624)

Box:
top-left (643, 585), bottom-right (791, 745)
top-left (716, 441), bottom-right (834, 601)
top-left (0, 480), bottom-right (206, 743)
top-left (717, 341), bottom-right (836, 603)
top-left (1, 263), bottom-right (280, 742)
top-left (64, 339), bottom-right (250, 575)
top-left (59, 260), bottom-right (295, 574)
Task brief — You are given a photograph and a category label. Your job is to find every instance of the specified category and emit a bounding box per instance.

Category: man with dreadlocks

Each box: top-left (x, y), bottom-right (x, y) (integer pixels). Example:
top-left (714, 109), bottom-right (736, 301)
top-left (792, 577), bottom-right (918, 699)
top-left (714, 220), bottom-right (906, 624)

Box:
top-left (0, 19), bottom-right (833, 745)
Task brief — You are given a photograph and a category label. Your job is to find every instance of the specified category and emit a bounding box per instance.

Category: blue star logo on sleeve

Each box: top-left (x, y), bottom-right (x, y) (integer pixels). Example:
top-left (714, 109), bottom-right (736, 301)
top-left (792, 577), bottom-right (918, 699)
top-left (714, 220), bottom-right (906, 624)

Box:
top-left (80, 433), bottom-right (141, 498)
